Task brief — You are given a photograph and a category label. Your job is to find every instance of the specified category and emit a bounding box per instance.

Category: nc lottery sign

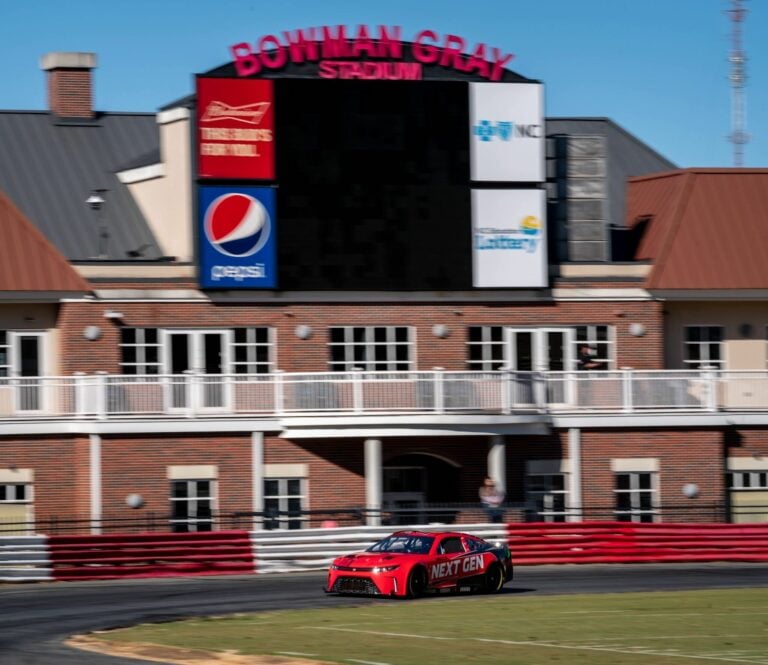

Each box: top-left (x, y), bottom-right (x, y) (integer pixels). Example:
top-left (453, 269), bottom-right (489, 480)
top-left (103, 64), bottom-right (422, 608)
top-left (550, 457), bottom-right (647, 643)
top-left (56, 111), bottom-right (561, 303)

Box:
top-left (470, 83), bottom-right (544, 183)
top-left (472, 189), bottom-right (547, 288)
top-left (199, 186), bottom-right (277, 289)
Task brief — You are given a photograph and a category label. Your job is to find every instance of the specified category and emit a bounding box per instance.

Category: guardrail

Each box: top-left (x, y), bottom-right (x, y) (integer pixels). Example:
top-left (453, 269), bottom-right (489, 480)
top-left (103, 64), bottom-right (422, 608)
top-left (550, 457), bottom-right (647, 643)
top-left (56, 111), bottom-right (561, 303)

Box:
top-left (4, 522), bottom-right (768, 582)
top-left (3, 368), bottom-right (768, 421)
top-left (508, 521), bottom-right (768, 564)
top-left (47, 531), bottom-right (254, 581)
top-left (0, 536), bottom-right (52, 581)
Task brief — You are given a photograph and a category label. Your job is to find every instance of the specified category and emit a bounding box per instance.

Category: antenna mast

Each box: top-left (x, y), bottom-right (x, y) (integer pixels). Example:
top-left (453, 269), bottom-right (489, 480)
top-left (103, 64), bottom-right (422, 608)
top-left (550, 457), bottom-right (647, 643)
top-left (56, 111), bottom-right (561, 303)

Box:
top-left (727, 0), bottom-right (749, 166)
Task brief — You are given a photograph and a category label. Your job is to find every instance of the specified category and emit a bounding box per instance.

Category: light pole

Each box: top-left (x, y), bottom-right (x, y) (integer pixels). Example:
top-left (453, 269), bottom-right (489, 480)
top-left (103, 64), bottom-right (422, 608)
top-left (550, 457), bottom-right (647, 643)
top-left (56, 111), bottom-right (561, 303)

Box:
top-left (86, 189), bottom-right (109, 259)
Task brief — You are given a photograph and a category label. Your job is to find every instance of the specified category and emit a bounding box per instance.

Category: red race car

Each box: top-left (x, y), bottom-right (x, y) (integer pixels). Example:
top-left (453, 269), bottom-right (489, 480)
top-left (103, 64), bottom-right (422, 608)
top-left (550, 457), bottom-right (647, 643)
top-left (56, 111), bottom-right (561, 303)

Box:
top-left (325, 530), bottom-right (513, 598)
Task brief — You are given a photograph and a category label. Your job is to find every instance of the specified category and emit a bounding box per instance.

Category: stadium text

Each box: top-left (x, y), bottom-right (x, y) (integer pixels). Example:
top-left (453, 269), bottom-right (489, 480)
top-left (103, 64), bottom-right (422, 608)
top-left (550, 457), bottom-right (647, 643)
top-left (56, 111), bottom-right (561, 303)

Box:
top-left (231, 25), bottom-right (514, 82)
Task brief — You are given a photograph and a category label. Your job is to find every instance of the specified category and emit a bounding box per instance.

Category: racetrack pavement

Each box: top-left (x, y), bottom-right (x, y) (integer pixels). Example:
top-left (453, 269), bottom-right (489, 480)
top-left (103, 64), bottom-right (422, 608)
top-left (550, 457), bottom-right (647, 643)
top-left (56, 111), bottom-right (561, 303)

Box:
top-left (1, 563), bottom-right (767, 665)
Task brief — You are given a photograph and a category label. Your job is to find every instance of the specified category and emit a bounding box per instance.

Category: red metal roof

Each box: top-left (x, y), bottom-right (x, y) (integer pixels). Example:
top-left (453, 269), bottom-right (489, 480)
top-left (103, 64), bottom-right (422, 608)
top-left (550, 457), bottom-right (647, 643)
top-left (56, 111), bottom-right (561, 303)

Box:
top-left (0, 190), bottom-right (90, 293)
top-left (627, 168), bottom-right (768, 290)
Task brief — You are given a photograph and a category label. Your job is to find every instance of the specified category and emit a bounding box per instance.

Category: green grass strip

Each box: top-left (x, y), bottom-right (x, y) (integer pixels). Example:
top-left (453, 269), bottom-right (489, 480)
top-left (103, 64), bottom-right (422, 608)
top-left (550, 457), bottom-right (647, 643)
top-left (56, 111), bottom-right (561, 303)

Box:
top-left (96, 588), bottom-right (768, 665)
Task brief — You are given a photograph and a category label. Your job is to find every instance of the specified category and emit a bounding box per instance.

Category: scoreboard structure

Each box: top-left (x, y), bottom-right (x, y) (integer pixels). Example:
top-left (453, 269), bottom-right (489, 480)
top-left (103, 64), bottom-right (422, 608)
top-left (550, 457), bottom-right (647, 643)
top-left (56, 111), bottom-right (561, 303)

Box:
top-left (195, 25), bottom-right (546, 290)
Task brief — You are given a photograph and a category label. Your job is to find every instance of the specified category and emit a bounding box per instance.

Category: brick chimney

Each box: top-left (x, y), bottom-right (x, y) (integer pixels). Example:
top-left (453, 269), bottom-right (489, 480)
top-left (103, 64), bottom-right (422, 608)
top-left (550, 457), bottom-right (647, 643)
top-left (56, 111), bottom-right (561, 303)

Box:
top-left (40, 52), bottom-right (97, 119)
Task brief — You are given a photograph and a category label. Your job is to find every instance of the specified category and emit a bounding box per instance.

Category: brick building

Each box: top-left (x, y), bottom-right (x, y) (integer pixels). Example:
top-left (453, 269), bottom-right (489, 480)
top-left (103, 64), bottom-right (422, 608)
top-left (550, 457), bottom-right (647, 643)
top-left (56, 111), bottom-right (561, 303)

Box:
top-left (1, 36), bottom-right (767, 533)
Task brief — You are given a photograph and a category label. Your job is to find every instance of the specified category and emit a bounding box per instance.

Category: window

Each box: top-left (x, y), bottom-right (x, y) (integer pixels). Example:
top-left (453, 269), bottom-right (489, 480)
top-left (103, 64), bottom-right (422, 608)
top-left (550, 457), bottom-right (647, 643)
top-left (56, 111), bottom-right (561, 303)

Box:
top-left (683, 326), bottom-right (723, 369)
top-left (466, 326), bottom-right (505, 370)
top-left (0, 332), bottom-right (8, 378)
top-left (0, 484), bottom-right (29, 502)
top-left (438, 536), bottom-right (465, 554)
top-left (328, 326), bottom-right (412, 371)
top-left (727, 471), bottom-right (768, 490)
top-left (264, 478), bottom-right (306, 530)
top-left (170, 479), bottom-right (214, 532)
top-left (727, 468), bottom-right (768, 523)
top-left (121, 327), bottom-right (275, 375)
top-left (614, 472), bottom-right (657, 523)
top-left (232, 328), bottom-right (274, 374)
top-left (0, 482), bottom-right (33, 536)
top-left (466, 326), bottom-right (614, 372)
top-left (120, 328), bottom-right (161, 375)
top-left (573, 325), bottom-right (612, 371)
top-left (526, 473), bottom-right (568, 522)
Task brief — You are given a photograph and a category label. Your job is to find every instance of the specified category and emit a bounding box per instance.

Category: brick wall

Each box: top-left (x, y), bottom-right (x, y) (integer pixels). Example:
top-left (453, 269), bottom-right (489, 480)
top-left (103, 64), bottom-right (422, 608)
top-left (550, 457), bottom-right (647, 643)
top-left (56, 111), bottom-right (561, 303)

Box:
top-left (99, 435), bottom-right (253, 524)
top-left (580, 429), bottom-right (725, 521)
top-left (57, 298), bottom-right (664, 374)
top-left (47, 69), bottom-right (93, 119)
top-left (0, 437), bottom-right (85, 524)
top-left (4, 426), bottom-right (759, 530)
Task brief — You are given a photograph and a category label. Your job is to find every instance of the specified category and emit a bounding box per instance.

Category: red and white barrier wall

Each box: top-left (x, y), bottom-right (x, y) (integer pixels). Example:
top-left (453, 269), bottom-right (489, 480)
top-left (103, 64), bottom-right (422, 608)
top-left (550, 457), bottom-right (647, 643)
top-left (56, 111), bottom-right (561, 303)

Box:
top-left (2, 522), bottom-right (767, 582)
top-left (507, 521), bottom-right (768, 565)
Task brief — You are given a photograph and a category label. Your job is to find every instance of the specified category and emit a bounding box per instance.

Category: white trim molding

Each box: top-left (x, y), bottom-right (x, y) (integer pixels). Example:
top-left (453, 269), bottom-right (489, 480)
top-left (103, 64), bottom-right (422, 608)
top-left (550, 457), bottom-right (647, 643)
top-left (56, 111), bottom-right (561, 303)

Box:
top-left (116, 163), bottom-right (166, 184)
top-left (611, 458), bottom-right (659, 473)
top-left (89, 434), bottom-right (101, 535)
top-left (728, 456), bottom-right (768, 471)
top-left (0, 468), bottom-right (33, 483)
top-left (157, 107), bottom-right (191, 125)
top-left (264, 463), bottom-right (309, 477)
top-left (167, 465), bottom-right (218, 479)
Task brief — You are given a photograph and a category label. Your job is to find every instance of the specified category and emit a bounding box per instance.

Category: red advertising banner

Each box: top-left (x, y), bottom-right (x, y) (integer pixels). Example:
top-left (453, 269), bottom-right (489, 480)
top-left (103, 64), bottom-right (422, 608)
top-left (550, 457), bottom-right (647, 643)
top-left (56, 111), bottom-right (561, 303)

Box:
top-left (196, 78), bottom-right (275, 180)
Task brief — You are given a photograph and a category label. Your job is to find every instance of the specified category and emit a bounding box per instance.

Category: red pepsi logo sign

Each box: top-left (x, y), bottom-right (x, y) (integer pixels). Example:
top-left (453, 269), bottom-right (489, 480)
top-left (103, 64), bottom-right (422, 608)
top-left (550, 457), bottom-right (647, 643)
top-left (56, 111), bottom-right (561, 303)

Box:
top-left (204, 193), bottom-right (271, 257)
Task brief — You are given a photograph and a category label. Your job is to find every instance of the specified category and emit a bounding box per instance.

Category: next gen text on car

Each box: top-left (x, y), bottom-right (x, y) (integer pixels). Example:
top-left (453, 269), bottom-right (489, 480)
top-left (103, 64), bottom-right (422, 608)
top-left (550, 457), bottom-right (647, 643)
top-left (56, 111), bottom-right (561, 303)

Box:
top-left (325, 530), bottom-right (513, 598)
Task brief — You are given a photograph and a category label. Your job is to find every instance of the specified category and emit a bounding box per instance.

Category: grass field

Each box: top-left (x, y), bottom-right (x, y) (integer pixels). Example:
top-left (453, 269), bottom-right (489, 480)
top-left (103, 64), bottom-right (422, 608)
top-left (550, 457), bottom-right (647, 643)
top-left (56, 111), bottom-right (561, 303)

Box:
top-left (95, 588), bottom-right (768, 664)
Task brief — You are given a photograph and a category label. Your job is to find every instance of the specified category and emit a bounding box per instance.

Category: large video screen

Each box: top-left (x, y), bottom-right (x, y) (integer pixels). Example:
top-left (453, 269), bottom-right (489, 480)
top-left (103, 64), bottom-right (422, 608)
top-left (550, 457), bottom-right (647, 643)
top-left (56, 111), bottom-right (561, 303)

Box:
top-left (274, 79), bottom-right (472, 290)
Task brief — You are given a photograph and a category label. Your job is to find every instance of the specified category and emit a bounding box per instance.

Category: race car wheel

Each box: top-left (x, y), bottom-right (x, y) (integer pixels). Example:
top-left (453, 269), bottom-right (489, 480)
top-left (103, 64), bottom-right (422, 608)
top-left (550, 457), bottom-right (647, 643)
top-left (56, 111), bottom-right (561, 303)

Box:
top-left (406, 566), bottom-right (428, 598)
top-left (483, 563), bottom-right (505, 594)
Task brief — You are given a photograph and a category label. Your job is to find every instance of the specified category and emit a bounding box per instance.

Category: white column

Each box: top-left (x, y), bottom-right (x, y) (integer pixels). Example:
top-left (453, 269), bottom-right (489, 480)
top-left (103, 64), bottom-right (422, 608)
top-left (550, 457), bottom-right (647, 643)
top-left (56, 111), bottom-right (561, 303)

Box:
top-left (89, 434), bottom-right (101, 535)
top-left (252, 432), bottom-right (264, 530)
top-left (488, 435), bottom-right (506, 492)
top-left (568, 428), bottom-right (583, 522)
top-left (364, 438), bottom-right (382, 526)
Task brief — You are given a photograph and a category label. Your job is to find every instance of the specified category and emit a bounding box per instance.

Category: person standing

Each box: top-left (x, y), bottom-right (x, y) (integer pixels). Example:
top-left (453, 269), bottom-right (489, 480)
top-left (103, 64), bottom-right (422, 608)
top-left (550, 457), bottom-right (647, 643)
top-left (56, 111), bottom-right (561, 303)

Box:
top-left (577, 344), bottom-right (602, 407)
top-left (577, 344), bottom-right (601, 370)
top-left (479, 477), bottom-right (505, 523)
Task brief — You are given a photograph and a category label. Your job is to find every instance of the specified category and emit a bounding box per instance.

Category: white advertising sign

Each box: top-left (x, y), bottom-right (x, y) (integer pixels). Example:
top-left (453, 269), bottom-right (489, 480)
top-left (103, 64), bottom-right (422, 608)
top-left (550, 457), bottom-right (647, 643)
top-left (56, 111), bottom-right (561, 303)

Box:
top-left (470, 83), bottom-right (545, 182)
top-left (472, 189), bottom-right (547, 288)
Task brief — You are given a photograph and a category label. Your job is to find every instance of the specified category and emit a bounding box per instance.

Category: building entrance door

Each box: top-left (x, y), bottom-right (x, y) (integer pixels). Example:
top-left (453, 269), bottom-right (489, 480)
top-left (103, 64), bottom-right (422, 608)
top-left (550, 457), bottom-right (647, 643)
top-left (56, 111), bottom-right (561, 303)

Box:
top-left (12, 333), bottom-right (43, 412)
top-left (505, 328), bottom-right (574, 406)
top-left (382, 466), bottom-right (426, 525)
top-left (165, 331), bottom-right (229, 410)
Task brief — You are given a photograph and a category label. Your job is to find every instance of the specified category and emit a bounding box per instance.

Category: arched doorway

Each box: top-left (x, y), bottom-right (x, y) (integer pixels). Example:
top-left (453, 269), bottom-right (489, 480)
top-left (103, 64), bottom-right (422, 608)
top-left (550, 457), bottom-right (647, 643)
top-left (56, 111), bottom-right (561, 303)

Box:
top-left (383, 453), bottom-right (461, 525)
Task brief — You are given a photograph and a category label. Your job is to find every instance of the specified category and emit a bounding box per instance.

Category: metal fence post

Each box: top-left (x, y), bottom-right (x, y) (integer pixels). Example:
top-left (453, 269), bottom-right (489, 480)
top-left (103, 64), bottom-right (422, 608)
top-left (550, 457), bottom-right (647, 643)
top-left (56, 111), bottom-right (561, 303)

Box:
top-left (95, 371), bottom-right (107, 421)
top-left (184, 370), bottom-right (196, 418)
top-left (74, 372), bottom-right (87, 418)
top-left (622, 367), bottom-right (634, 413)
top-left (499, 366), bottom-right (511, 415)
top-left (274, 370), bottom-right (285, 415)
top-left (533, 371), bottom-right (547, 413)
top-left (703, 365), bottom-right (718, 412)
top-left (433, 367), bottom-right (444, 413)
top-left (352, 367), bottom-right (364, 413)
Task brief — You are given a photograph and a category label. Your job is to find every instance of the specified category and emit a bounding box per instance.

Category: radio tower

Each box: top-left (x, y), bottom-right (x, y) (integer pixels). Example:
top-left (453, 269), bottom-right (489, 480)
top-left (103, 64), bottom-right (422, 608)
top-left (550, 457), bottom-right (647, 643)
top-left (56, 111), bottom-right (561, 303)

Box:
top-left (727, 0), bottom-right (749, 166)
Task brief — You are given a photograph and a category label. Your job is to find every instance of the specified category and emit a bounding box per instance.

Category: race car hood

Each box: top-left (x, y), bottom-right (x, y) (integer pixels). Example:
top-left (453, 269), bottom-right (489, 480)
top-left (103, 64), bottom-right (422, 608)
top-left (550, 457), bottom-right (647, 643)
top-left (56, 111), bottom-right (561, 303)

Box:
top-left (333, 553), bottom-right (412, 568)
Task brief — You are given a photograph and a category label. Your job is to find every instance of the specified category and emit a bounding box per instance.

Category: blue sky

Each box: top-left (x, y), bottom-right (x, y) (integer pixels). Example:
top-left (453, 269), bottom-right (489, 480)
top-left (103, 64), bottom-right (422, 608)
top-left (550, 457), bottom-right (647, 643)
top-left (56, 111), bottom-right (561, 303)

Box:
top-left (3, 0), bottom-right (766, 167)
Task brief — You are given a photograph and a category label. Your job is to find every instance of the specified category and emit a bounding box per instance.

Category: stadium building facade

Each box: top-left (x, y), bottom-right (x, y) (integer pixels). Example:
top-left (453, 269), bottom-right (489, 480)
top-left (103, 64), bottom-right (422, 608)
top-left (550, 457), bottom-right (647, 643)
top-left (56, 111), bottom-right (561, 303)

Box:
top-left (1, 32), bottom-right (768, 533)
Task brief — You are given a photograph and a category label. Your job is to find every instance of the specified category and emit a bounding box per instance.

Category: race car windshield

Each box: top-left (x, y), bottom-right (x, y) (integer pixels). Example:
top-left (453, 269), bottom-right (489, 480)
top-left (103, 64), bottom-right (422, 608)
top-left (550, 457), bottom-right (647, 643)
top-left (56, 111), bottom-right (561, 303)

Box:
top-left (366, 535), bottom-right (434, 554)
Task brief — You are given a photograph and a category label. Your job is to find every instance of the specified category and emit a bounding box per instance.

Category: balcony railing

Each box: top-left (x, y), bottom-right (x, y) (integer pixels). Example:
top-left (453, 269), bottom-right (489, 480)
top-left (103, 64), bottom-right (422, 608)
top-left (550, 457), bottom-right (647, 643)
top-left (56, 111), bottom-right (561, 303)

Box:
top-left (0, 368), bottom-right (766, 421)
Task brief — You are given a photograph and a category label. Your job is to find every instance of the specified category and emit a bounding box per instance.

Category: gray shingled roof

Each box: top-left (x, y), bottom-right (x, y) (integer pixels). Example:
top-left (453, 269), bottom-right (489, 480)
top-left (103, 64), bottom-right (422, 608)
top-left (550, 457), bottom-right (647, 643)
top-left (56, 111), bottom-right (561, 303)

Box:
top-left (0, 111), bottom-right (162, 261)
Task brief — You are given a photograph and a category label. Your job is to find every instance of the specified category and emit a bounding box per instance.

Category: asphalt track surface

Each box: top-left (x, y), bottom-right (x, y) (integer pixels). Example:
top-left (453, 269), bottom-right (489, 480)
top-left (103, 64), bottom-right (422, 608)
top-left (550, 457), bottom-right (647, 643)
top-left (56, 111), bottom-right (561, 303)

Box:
top-left (2, 563), bottom-right (768, 665)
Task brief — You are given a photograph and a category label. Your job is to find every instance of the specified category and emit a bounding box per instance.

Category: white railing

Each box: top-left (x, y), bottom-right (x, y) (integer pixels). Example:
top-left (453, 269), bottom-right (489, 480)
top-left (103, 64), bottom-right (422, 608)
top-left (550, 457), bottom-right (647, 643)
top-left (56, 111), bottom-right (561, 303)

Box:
top-left (250, 523), bottom-right (510, 574)
top-left (1, 369), bottom-right (767, 421)
top-left (0, 536), bottom-right (52, 581)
